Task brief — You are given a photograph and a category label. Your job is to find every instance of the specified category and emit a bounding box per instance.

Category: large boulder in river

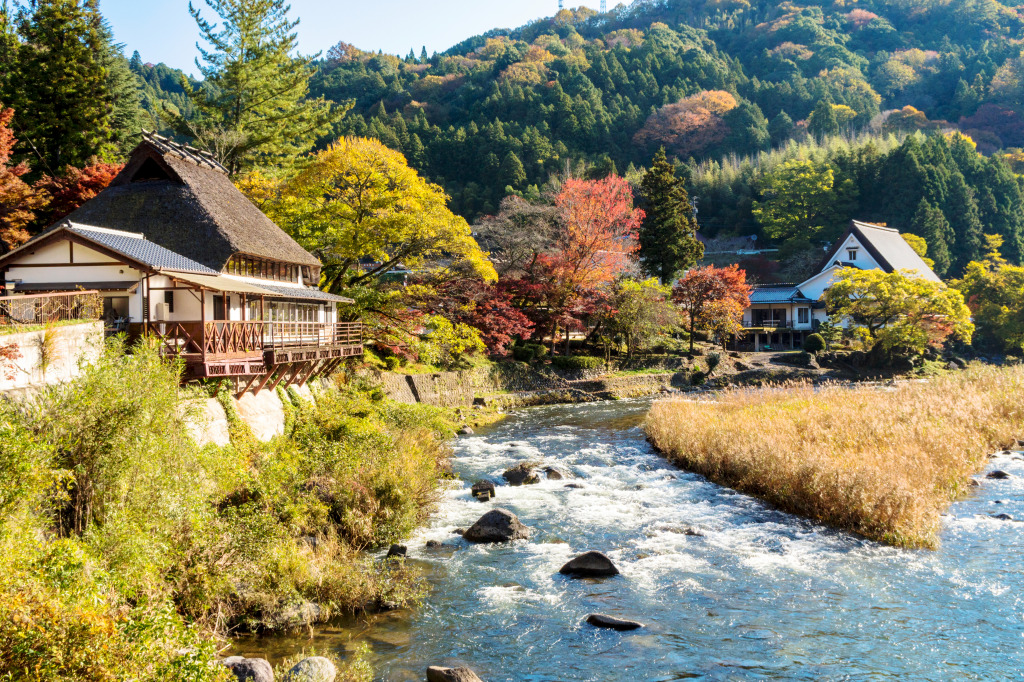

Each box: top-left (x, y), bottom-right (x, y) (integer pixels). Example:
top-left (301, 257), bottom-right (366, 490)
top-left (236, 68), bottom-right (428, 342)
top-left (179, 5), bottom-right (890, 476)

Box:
top-left (222, 657), bottom-right (274, 682)
top-left (987, 470), bottom-right (1012, 480)
top-left (503, 463), bottom-right (541, 486)
top-left (463, 509), bottom-right (530, 543)
top-left (585, 614), bottom-right (644, 631)
top-left (281, 656), bottom-right (336, 682)
top-left (559, 551), bottom-right (619, 577)
top-left (427, 666), bottom-right (484, 682)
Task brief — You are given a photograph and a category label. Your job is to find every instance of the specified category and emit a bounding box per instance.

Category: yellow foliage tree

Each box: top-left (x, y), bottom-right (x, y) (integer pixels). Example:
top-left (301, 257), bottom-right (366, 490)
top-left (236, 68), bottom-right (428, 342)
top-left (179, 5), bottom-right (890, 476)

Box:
top-left (239, 137), bottom-right (496, 292)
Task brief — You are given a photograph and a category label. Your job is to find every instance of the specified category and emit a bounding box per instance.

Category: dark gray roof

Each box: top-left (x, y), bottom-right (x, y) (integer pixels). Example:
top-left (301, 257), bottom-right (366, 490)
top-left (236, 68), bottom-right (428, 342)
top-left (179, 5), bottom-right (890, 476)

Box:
top-left (817, 221), bottom-right (940, 282)
top-left (749, 286), bottom-right (805, 304)
top-left (255, 282), bottom-right (353, 303)
top-left (62, 137), bottom-right (321, 271)
top-left (68, 224), bottom-right (218, 274)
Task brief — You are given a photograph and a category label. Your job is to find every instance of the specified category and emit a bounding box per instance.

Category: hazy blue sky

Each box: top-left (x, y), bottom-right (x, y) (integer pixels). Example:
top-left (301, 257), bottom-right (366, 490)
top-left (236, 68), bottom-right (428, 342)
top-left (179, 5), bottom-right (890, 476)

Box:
top-left (101, 0), bottom-right (635, 75)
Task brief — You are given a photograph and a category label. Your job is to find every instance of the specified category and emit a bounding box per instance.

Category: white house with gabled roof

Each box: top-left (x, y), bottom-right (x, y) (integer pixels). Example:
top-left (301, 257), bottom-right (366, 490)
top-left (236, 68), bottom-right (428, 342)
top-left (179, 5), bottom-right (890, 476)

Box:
top-left (740, 220), bottom-right (941, 351)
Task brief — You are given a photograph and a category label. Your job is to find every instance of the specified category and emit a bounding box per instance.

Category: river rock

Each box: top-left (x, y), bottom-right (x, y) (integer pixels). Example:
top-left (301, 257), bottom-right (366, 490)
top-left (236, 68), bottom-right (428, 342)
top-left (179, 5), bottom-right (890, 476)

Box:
top-left (452, 528), bottom-right (465, 535)
top-left (458, 426), bottom-right (474, 436)
top-left (559, 551), bottom-right (620, 577)
top-left (503, 463), bottom-right (541, 486)
top-left (969, 479), bottom-right (981, 487)
top-left (386, 544), bottom-right (407, 558)
top-left (544, 466), bottom-right (567, 480)
top-left (426, 540), bottom-right (442, 548)
top-left (585, 614), bottom-right (644, 631)
top-left (268, 600), bottom-right (321, 629)
top-left (987, 470), bottom-right (1012, 480)
top-left (223, 657), bottom-right (274, 682)
top-left (471, 480), bottom-right (496, 501)
top-left (282, 656), bottom-right (336, 682)
top-left (992, 513), bottom-right (1014, 521)
top-left (427, 666), bottom-right (484, 682)
top-left (564, 483), bottom-right (584, 489)
top-left (463, 509), bottom-right (530, 543)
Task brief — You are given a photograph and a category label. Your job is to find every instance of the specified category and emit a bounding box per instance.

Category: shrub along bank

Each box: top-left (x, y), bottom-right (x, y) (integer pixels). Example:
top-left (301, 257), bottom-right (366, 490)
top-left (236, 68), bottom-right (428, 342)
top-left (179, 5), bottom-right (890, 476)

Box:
top-left (0, 340), bottom-right (456, 681)
top-left (645, 365), bottom-right (1024, 549)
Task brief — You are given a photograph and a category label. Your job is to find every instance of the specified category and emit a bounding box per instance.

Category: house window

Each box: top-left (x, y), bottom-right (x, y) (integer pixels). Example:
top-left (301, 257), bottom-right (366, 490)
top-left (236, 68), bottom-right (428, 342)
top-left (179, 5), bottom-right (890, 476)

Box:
top-left (164, 290), bottom-right (174, 314)
top-left (847, 248), bottom-right (858, 260)
top-left (798, 308), bottom-right (809, 324)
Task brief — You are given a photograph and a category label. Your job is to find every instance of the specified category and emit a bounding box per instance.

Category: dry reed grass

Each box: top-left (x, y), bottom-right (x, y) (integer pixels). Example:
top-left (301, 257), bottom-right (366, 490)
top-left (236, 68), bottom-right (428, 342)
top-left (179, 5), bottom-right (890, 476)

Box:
top-left (644, 365), bottom-right (1024, 548)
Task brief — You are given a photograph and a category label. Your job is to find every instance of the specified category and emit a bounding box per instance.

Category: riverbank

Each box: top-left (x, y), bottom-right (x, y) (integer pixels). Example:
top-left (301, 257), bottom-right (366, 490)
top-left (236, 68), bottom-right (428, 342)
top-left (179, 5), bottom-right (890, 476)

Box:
top-left (0, 341), bottom-right (459, 681)
top-left (644, 364), bottom-right (1024, 548)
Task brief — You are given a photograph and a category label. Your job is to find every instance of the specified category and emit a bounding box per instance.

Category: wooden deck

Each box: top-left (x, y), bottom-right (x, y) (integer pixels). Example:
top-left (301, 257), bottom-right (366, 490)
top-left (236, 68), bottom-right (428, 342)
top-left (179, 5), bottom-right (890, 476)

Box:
top-left (134, 321), bottom-right (363, 392)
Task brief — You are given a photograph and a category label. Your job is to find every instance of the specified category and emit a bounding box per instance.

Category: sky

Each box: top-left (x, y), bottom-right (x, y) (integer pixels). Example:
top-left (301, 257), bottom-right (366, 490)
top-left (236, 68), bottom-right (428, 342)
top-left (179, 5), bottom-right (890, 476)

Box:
top-left (100, 0), bottom-right (636, 75)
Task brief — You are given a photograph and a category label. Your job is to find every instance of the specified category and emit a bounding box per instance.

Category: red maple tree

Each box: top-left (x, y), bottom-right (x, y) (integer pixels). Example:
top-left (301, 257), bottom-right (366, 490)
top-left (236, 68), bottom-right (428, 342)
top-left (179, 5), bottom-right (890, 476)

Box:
top-left (38, 162), bottom-right (123, 224)
top-left (672, 264), bottom-right (752, 353)
top-left (0, 107), bottom-right (45, 249)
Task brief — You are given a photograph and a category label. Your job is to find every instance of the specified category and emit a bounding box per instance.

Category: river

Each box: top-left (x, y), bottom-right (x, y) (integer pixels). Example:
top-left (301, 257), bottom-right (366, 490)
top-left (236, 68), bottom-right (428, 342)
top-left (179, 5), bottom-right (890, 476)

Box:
top-left (247, 397), bottom-right (1024, 680)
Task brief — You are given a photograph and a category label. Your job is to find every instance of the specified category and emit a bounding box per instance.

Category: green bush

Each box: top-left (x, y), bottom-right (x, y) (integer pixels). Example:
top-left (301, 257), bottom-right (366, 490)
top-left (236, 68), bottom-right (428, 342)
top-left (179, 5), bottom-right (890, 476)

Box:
top-left (803, 333), bottom-right (826, 353)
top-left (527, 343), bottom-right (548, 359)
top-left (383, 355), bottom-right (401, 371)
top-left (706, 351), bottom-right (722, 375)
top-left (691, 370), bottom-right (708, 386)
top-left (551, 355), bottom-right (605, 371)
top-left (512, 345), bottom-right (536, 363)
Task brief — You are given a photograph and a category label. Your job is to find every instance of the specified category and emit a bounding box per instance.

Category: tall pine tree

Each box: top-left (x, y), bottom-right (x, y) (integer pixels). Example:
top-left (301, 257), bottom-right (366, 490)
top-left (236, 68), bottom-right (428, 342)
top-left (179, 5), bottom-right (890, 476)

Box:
top-left (639, 148), bottom-right (704, 283)
top-left (8, 0), bottom-right (113, 174)
top-left (908, 198), bottom-right (952, 277)
top-left (175, 0), bottom-right (343, 174)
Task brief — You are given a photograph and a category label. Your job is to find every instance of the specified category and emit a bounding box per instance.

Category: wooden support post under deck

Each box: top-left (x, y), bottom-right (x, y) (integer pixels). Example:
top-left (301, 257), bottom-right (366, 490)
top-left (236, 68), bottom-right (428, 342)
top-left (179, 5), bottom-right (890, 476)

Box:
top-left (268, 362), bottom-right (298, 393)
top-left (252, 365), bottom-right (279, 396)
top-left (281, 361), bottom-right (308, 390)
top-left (297, 359), bottom-right (323, 387)
top-left (236, 373), bottom-right (261, 398)
top-left (200, 288), bottom-right (207, 362)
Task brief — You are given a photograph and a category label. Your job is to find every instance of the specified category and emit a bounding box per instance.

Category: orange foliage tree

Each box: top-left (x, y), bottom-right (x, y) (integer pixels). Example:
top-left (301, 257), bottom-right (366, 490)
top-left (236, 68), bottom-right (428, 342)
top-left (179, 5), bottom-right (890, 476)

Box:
top-left (672, 264), bottom-right (752, 353)
top-left (36, 162), bottom-right (122, 224)
top-left (633, 90), bottom-right (738, 158)
top-left (540, 175), bottom-right (645, 351)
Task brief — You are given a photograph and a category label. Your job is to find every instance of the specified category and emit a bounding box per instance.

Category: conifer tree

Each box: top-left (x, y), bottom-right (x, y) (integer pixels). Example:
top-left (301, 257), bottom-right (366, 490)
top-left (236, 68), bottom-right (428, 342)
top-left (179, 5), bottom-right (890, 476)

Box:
top-left (639, 148), bottom-right (704, 283)
top-left (175, 0), bottom-right (342, 174)
top-left (8, 0), bottom-right (112, 174)
top-left (499, 151), bottom-right (526, 190)
top-left (909, 198), bottom-right (952, 277)
top-left (808, 98), bottom-right (839, 139)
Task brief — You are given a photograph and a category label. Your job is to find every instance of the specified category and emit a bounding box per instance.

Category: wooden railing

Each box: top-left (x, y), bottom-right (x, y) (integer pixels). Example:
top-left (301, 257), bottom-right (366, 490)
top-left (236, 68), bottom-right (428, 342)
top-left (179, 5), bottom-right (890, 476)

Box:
top-left (266, 321), bottom-right (362, 348)
top-left (143, 321), bottom-right (362, 357)
top-left (0, 291), bottom-right (102, 326)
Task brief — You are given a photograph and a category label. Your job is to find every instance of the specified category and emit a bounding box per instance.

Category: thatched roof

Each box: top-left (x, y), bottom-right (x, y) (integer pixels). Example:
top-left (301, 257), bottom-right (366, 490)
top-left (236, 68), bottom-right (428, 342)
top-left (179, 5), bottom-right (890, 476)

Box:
top-left (63, 133), bottom-right (320, 271)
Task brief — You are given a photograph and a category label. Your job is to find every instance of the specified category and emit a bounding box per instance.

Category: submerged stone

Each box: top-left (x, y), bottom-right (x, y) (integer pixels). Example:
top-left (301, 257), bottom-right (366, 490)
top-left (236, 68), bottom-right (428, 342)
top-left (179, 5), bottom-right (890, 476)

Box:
top-left (987, 470), bottom-right (1012, 480)
top-left (386, 544), bottom-right (407, 558)
top-left (283, 656), bottom-right (336, 682)
top-left (427, 666), bottom-right (484, 682)
top-left (585, 613), bottom-right (644, 631)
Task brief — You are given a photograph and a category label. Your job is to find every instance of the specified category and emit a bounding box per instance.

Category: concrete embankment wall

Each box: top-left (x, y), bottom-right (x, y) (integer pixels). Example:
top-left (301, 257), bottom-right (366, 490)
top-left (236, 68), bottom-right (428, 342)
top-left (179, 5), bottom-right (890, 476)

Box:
top-left (0, 321), bottom-right (104, 396)
top-left (368, 364), bottom-right (691, 409)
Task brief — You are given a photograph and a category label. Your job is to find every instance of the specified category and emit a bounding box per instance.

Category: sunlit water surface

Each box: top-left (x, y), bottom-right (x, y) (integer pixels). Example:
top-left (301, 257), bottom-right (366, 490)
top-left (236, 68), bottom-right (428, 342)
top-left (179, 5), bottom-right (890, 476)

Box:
top-left (241, 398), bottom-right (1024, 680)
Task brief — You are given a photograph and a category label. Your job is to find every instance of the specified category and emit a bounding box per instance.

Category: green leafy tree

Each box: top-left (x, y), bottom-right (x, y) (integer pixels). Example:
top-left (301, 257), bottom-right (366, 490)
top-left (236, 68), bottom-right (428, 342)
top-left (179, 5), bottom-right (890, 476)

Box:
top-left (824, 267), bottom-right (973, 358)
top-left (175, 0), bottom-right (343, 174)
top-left (607, 278), bottom-right (678, 357)
top-left (952, 236), bottom-right (1024, 353)
top-left (908, 198), bottom-right (952, 277)
top-left (752, 159), bottom-right (835, 244)
top-left (638, 148), bottom-right (704, 282)
top-left (239, 136), bottom-right (497, 291)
